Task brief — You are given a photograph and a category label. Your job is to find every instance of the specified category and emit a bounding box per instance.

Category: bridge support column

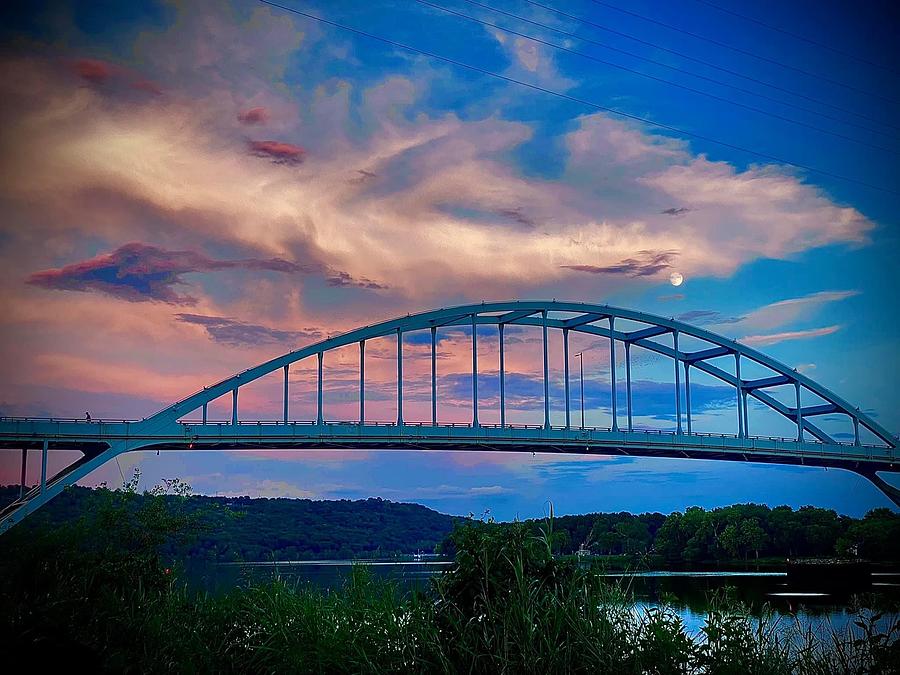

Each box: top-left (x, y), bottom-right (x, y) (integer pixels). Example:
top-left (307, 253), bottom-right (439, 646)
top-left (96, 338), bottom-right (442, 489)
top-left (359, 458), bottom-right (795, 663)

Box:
top-left (472, 314), bottom-right (478, 427)
top-left (735, 353), bottom-right (744, 439)
top-left (40, 439), bottom-right (48, 494)
top-left (231, 388), bottom-right (238, 426)
top-left (499, 323), bottom-right (506, 428)
top-left (625, 342), bottom-right (633, 432)
top-left (794, 381), bottom-right (803, 442)
top-left (854, 416), bottom-right (860, 446)
top-left (317, 352), bottom-right (324, 426)
top-left (19, 448), bottom-right (26, 500)
top-left (684, 362), bottom-right (692, 435)
top-left (563, 328), bottom-right (570, 430)
top-left (674, 330), bottom-right (682, 434)
top-left (283, 364), bottom-right (289, 423)
top-left (360, 341), bottom-right (366, 425)
top-left (397, 329), bottom-right (403, 426)
top-left (609, 318), bottom-right (618, 431)
top-left (430, 328), bottom-right (437, 425)
top-left (542, 310), bottom-right (550, 429)
top-left (202, 402), bottom-right (207, 424)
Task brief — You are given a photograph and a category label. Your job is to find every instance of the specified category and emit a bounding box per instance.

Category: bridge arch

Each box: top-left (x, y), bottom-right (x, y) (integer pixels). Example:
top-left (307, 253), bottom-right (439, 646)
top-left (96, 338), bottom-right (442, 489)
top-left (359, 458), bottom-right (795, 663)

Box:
top-left (2, 300), bottom-right (897, 533)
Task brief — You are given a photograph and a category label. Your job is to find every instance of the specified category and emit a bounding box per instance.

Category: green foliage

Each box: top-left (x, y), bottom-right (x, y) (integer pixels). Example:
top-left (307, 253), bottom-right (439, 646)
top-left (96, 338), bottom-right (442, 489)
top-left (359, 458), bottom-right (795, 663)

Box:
top-left (1, 490), bottom-right (899, 673)
top-left (0, 483), bottom-right (456, 561)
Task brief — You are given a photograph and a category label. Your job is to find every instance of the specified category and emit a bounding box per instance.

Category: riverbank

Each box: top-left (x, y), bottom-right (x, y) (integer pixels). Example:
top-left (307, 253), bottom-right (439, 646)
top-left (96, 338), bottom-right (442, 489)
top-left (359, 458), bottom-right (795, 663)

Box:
top-left (3, 500), bottom-right (899, 673)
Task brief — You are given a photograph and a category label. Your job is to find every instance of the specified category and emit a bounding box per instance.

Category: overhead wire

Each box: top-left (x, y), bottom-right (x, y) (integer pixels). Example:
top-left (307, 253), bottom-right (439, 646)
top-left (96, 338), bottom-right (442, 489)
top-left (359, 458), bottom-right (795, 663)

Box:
top-left (690, 0), bottom-right (900, 75)
top-left (431, 0), bottom-right (899, 148)
top-left (519, 0), bottom-right (900, 134)
top-left (257, 0), bottom-right (899, 195)
top-left (468, 0), bottom-right (900, 140)
top-left (584, 0), bottom-right (900, 106)
top-left (414, 0), bottom-right (895, 152)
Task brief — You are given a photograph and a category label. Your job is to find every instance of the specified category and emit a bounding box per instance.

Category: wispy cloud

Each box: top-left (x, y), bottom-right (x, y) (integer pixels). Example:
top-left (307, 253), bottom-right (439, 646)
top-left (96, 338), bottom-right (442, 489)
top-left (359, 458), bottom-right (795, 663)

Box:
top-left (561, 250), bottom-right (677, 278)
top-left (27, 242), bottom-right (317, 304)
top-left (26, 242), bottom-right (384, 303)
top-left (175, 314), bottom-right (321, 348)
top-left (742, 325), bottom-right (842, 347)
top-left (676, 310), bottom-right (743, 325)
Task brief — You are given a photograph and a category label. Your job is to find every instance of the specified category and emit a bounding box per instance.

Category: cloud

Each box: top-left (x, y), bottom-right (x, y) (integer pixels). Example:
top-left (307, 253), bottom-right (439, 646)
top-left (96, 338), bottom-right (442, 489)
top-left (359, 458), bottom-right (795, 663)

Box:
top-left (661, 207), bottom-right (691, 216)
top-left (497, 207), bottom-right (536, 227)
top-left (325, 271), bottom-right (387, 290)
top-left (26, 242), bottom-right (316, 304)
top-left (248, 139), bottom-right (305, 164)
top-left (26, 243), bottom-right (385, 303)
top-left (561, 250), bottom-right (677, 277)
top-left (676, 310), bottom-right (743, 326)
top-left (132, 78), bottom-right (163, 96)
top-left (175, 314), bottom-right (321, 347)
top-left (738, 290), bottom-right (859, 331)
top-left (237, 107), bottom-right (269, 124)
top-left (659, 294), bottom-right (685, 302)
top-left (72, 58), bottom-right (116, 84)
top-left (741, 325), bottom-right (842, 347)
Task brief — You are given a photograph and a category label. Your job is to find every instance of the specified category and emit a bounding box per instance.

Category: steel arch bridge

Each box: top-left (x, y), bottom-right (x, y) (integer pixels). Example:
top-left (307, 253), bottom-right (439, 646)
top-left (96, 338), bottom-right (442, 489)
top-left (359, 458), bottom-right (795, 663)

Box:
top-left (1, 300), bottom-right (898, 533)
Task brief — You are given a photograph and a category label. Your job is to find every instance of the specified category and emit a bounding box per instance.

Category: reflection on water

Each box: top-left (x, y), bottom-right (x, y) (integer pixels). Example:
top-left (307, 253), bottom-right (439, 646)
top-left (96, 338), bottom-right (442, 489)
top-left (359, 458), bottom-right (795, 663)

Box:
top-left (193, 561), bottom-right (900, 637)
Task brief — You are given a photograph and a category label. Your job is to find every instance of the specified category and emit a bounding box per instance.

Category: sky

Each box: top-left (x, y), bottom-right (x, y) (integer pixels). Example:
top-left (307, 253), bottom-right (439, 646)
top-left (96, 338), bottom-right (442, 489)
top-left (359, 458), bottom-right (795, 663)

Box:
top-left (0, 0), bottom-right (898, 520)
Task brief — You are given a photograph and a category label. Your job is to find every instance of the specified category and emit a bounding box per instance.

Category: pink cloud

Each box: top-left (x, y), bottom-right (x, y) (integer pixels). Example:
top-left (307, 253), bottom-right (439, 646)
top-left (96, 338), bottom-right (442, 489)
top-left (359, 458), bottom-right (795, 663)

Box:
top-left (248, 139), bottom-right (305, 164)
top-left (26, 242), bottom-right (315, 304)
top-left (238, 107), bottom-right (269, 124)
top-left (132, 78), bottom-right (163, 95)
top-left (72, 58), bottom-right (116, 84)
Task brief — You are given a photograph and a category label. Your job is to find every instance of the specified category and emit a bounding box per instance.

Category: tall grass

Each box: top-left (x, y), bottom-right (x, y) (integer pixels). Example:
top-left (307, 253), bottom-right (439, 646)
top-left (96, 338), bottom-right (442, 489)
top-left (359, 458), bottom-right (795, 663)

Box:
top-left (1, 493), bottom-right (898, 673)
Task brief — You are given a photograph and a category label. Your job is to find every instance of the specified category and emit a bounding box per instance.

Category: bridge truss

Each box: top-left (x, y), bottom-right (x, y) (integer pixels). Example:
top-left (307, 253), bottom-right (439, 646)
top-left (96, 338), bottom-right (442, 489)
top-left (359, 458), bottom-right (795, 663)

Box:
top-left (1, 301), bottom-right (897, 533)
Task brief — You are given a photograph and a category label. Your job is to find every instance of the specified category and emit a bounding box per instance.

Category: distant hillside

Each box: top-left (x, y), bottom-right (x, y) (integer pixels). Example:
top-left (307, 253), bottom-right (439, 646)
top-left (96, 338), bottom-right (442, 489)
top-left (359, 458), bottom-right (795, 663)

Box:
top-left (4, 486), bottom-right (898, 564)
top-left (0, 486), bottom-right (457, 561)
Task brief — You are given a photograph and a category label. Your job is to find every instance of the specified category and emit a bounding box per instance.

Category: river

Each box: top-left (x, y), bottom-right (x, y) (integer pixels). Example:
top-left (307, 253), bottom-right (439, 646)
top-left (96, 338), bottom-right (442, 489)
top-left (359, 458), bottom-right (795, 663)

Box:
top-left (194, 560), bottom-right (900, 637)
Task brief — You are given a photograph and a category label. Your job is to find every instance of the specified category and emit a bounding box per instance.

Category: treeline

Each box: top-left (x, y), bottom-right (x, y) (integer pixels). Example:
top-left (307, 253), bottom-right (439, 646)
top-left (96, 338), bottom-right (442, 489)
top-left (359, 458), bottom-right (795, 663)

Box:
top-left (3, 485), bottom-right (899, 563)
top-left (0, 485), bottom-right (456, 561)
top-left (505, 504), bottom-right (900, 563)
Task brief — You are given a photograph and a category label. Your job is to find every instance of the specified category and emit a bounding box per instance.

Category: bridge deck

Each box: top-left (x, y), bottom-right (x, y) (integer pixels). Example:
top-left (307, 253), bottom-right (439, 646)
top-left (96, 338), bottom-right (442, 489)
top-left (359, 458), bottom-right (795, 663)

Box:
top-left (1, 418), bottom-right (895, 472)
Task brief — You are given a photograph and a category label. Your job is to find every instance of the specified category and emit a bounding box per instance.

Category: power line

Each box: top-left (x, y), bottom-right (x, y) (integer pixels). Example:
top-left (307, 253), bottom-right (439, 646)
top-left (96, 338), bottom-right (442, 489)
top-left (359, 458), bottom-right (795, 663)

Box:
top-left (690, 0), bottom-right (900, 75)
top-left (519, 0), bottom-right (900, 134)
top-left (258, 0), bottom-right (899, 195)
top-left (445, 0), bottom-right (899, 145)
top-left (584, 0), bottom-right (900, 106)
top-left (415, 0), bottom-right (895, 152)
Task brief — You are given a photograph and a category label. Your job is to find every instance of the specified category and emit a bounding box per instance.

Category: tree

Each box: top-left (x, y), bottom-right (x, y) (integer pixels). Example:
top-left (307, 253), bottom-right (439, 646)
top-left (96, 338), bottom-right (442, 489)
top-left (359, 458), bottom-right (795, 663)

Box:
top-left (739, 518), bottom-right (768, 560)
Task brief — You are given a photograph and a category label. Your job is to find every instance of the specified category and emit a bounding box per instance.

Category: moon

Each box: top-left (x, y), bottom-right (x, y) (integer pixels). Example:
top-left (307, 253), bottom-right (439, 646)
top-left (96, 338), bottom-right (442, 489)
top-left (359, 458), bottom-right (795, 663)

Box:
top-left (669, 272), bottom-right (684, 287)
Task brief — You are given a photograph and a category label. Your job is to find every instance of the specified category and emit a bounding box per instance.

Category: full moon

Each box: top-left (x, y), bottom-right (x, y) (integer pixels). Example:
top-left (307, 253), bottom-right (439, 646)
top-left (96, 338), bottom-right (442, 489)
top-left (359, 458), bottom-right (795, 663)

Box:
top-left (669, 272), bottom-right (684, 286)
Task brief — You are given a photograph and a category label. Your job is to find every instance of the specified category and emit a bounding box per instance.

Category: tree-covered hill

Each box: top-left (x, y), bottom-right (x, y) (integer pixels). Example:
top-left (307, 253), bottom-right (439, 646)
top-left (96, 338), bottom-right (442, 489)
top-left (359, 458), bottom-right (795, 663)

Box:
top-left (0, 486), bottom-right (457, 561)
top-left (3, 485), bottom-right (898, 564)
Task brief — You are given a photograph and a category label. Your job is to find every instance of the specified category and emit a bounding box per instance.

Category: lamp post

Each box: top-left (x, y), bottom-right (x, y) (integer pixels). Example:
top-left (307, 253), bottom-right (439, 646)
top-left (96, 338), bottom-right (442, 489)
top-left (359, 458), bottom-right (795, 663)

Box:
top-left (574, 351), bottom-right (585, 429)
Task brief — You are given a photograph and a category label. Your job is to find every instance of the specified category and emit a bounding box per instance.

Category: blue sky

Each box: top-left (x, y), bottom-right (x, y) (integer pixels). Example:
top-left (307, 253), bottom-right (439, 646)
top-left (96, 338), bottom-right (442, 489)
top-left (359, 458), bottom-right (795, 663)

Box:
top-left (0, 0), bottom-right (897, 519)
